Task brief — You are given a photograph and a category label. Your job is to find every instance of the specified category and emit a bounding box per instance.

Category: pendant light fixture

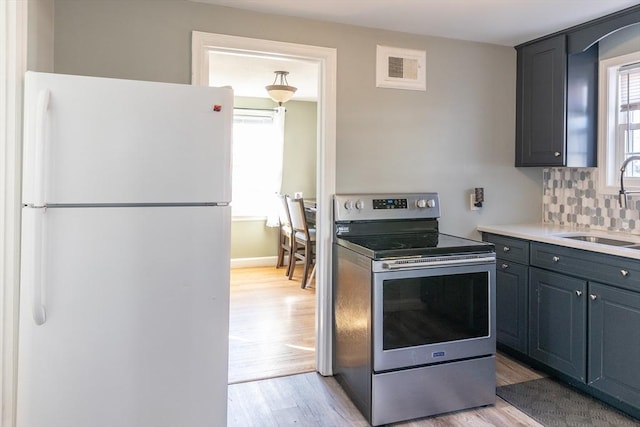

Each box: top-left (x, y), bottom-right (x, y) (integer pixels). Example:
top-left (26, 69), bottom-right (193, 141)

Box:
top-left (265, 71), bottom-right (297, 106)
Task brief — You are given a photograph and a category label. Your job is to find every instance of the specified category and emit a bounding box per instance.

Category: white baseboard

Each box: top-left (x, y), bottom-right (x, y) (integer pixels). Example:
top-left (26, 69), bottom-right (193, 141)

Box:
top-left (230, 256), bottom-right (280, 269)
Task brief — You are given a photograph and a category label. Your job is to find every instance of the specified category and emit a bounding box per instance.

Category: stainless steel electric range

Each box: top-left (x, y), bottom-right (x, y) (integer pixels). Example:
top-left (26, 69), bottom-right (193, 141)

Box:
top-left (332, 193), bottom-right (496, 426)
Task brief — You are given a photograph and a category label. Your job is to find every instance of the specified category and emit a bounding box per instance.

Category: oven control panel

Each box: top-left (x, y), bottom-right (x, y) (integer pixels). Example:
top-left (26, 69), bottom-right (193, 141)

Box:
top-left (334, 193), bottom-right (440, 221)
top-left (372, 198), bottom-right (408, 209)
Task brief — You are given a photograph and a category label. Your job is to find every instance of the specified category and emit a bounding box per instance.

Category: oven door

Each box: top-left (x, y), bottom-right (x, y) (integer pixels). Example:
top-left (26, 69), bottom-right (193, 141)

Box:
top-left (372, 261), bottom-right (496, 372)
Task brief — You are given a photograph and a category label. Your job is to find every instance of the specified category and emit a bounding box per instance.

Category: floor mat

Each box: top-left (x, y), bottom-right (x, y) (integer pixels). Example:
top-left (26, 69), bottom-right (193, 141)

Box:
top-left (496, 378), bottom-right (639, 426)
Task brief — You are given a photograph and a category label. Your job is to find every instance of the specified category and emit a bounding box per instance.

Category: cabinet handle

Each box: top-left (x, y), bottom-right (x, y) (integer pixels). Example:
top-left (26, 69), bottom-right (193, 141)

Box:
top-left (552, 256), bottom-right (560, 262)
top-left (503, 246), bottom-right (510, 252)
top-left (620, 269), bottom-right (629, 277)
top-left (554, 151), bottom-right (561, 157)
top-left (590, 294), bottom-right (597, 301)
top-left (501, 263), bottom-right (509, 269)
top-left (576, 290), bottom-right (582, 296)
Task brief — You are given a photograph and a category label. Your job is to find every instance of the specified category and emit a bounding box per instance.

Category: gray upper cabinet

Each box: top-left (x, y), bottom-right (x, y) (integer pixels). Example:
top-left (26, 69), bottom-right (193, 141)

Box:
top-left (516, 35), bottom-right (567, 167)
top-left (514, 4), bottom-right (640, 167)
top-left (568, 6), bottom-right (640, 54)
top-left (515, 35), bottom-right (597, 167)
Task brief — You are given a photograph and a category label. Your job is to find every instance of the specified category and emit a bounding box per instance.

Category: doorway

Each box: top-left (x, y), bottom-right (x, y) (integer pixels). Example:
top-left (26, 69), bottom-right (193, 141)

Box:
top-left (191, 32), bottom-right (337, 377)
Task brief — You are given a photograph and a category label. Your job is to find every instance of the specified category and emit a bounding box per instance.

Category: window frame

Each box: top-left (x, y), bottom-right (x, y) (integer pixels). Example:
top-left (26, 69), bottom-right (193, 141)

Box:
top-left (598, 51), bottom-right (640, 194)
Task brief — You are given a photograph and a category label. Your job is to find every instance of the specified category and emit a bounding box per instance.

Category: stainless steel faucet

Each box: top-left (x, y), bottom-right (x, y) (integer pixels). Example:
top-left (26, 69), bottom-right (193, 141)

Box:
top-left (619, 155), bottom-right (640, 208)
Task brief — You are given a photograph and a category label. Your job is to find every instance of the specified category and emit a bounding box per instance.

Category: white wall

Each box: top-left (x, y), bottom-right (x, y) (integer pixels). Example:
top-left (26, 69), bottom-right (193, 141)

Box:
top-left (53, 0), bottom-right (543, 239)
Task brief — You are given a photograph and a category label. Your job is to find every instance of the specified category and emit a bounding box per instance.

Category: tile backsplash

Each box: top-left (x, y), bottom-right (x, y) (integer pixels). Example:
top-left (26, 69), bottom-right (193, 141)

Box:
top-left (543, 168), bottom-right (640, 233)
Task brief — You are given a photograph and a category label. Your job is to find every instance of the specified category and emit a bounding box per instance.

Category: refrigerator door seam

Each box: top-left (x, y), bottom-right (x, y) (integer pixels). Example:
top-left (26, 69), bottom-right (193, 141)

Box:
top-left (43, 202), bottom-right (230, 208)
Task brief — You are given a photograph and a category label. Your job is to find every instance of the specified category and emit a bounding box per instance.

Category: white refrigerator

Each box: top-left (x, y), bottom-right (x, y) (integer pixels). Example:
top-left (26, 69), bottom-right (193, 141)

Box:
top-left (18, 71), bottom-right (233, 427)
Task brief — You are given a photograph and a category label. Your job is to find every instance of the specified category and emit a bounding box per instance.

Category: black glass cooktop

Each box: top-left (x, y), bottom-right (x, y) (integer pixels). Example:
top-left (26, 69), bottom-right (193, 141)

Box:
top-left (336, 232), bottom-right (494, 260)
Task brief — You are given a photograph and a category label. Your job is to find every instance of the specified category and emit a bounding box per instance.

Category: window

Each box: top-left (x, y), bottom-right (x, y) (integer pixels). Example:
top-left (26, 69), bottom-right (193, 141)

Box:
top-left (619, 63), bottom-right (640, 175)
top-left (599, 52), bottom-right (640, 193)
top-left (231, 107), bottom-right (285, 222)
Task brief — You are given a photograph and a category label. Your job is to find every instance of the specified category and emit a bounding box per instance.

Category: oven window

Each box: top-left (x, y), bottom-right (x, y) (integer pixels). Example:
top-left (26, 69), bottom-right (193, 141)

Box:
top-left (382, 272), bottom-right (489, 350)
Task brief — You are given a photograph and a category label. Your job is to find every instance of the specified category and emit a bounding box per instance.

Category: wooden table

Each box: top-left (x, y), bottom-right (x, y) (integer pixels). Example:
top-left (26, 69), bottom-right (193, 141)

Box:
top-left (303, 199), bottom-right (317, 226)
top-left (302, 199), bottom-right (317, 288)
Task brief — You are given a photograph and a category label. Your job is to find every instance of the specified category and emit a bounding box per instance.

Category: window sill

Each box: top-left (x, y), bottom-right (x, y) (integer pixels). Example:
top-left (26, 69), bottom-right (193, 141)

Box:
top-left (599, 183), bottom-right (640, 197)
top-left (598, 184), bottom-right (621, 196)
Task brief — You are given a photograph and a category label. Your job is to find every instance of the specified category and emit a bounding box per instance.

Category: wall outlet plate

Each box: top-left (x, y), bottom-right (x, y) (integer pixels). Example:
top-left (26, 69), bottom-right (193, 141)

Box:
top-left (470, 193), bottom-right (480, 211)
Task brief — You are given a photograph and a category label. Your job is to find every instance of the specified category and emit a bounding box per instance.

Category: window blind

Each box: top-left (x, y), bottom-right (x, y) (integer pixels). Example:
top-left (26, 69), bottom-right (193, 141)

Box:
top-left (619, 62), bottom-right (640, 112)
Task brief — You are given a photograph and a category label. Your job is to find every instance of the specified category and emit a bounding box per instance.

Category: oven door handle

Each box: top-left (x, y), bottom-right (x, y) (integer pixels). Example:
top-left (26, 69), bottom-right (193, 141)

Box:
top-left (380, 255), bottom-right (496, 270)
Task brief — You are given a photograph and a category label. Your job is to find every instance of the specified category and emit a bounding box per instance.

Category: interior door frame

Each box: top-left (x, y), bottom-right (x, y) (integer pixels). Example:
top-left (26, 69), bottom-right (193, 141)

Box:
top-left (1, 1), bottom-right (28, 426)
top-left (191, 31), bottom-right (337, 376)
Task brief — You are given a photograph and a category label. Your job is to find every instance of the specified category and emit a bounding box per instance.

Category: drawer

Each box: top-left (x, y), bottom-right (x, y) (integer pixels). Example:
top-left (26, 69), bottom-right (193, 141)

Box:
top-left (482, 233), bottom-right (529, 264)
top-left (530, 242), bottom-right (640, 293)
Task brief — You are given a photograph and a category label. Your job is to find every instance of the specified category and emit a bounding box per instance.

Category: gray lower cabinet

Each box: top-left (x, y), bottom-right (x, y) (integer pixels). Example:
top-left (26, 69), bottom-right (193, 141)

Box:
top-left (496, 261), bottom-right (528, 353)
top-left (588, 282), bottom-right (640, 408)
top-left (482, 233), bottom-right (529, 353)
top-left (530, 241), bottom-right (640, 412)
top-left (529, 267), bottom-right (587, 382)
top-left (483, 234), bottom-right (640, 416)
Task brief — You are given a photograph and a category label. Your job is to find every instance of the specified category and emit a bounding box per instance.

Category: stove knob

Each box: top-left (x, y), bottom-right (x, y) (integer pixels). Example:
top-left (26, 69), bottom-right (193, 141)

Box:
top-left (344, 200), bottom-right (354, 210)
top-left (355, 199), bottom-right (365, 210)
top-left (416, 199), bottom-right (427, 208)
top-left (426, 199), bottom-right (436, 208)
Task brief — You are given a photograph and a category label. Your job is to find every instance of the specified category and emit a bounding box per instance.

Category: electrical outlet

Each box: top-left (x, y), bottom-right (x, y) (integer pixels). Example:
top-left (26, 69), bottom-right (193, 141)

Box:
top-left (470, 193), bottom-right (480, 211)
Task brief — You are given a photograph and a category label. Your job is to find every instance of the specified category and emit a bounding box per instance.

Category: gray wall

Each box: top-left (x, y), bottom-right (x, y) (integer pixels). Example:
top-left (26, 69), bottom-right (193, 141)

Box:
top-left (53, 0), bottom-right (542, 240)
top-left (27, 0), bottom-right (54, 71)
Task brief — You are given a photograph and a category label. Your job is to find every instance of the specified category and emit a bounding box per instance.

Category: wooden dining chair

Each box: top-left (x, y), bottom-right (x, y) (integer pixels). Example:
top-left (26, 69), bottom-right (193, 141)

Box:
top-left (286, 195), bottom-right (316, 288)
top-left (276, 194), bottom-right (294, 276)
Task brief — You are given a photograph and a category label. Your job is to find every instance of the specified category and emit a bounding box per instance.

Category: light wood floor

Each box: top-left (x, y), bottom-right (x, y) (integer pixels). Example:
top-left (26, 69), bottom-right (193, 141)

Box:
top-left (228, 266), bottom-right (546, 426)
top-left (228, 266), bottom-right (316, 384)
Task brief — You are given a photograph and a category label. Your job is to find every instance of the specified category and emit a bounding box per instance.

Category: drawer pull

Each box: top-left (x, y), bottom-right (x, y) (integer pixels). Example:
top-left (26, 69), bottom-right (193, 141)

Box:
top-left (590, 294), bottom-right (597, 301)
top-left (620, 269), bottom-right (629, 277)
top-left (554, 151), bottom-right (561, 157)
top-left (501, 263), bottom-right (509, 269)
top-left (552, 256), bottom-right (560, 262)
top-left (503, 246), bottom-right (510, 252)
top-left (576, 290), bottom-right (582, 296)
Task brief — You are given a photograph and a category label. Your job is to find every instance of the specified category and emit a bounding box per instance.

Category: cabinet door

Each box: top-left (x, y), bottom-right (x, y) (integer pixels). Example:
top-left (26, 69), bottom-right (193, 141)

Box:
top-left (496, 261), bottom-right (528, 353)
top-left (516, 35), bottom-right (567, 166)
top-left (529, 268), bottom-right (586, 381)
top-left (588, 282), bottom-right (640, 408)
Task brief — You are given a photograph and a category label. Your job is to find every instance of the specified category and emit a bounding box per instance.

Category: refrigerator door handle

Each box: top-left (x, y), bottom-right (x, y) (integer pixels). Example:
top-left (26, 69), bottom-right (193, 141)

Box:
top-left (25, 208), bottom-right (47, 325)
top-left (34, 89), bottom-right (50, 208)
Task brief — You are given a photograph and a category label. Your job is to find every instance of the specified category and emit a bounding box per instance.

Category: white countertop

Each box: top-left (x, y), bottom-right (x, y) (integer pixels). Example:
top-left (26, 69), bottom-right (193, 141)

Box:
top-left (477, 223), bottom-right (640, 260)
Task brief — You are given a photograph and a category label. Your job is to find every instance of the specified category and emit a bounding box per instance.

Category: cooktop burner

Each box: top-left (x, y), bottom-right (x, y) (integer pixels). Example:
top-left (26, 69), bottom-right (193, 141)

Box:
top-left (337, 232), bottom-right (494, 260)
top-left (340, 233), bottom-right (439, 251)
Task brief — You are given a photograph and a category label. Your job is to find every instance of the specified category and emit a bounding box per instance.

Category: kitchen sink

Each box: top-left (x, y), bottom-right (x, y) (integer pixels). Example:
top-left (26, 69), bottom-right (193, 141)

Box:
top-left (562, 235), bottom-right (635, 246)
